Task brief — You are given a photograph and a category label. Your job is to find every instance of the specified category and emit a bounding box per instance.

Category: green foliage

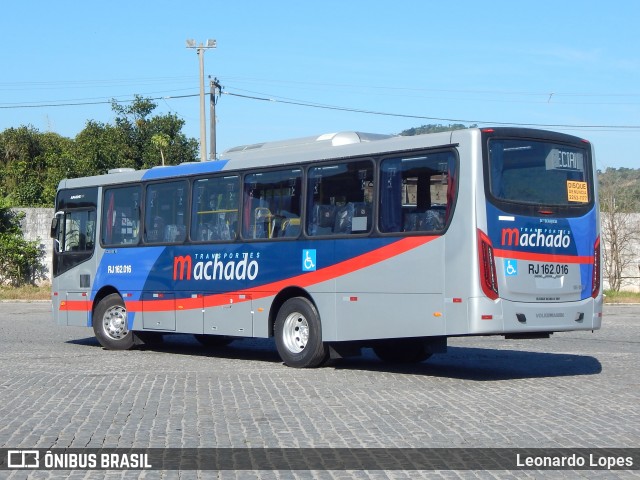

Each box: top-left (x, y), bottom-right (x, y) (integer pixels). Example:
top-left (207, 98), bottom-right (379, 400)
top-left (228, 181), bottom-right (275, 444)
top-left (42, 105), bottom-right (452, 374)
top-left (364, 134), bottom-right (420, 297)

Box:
top-left (598, 167), bottom-right (640, 212)
top-left (0, 126), bottom-right (50, 206)
top-left (0, 203), bottom-right (46, 286)
top-left (0, 96), bottom-right (199, 208)
top-left (109, 95), bottom-right (199, 170)
top-left (604, 290), bottom-right (640, 303)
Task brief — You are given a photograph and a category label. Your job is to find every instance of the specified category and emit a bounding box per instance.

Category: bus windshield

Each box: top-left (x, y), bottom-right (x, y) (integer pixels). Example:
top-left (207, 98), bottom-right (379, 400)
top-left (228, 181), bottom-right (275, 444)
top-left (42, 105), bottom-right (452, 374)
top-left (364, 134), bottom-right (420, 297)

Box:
top-left (488, 138), bottom-right (591, 207)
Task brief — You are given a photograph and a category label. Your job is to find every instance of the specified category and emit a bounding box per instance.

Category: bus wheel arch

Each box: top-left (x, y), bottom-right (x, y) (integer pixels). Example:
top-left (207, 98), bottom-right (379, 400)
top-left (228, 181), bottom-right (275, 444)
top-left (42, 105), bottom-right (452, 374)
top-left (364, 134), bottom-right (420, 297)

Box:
top-left (92, 290), bottom-right (134, 350)
top-left (269, 287), bottom-right (315, 337)
top-left (272, 290), bottom-right (329, 368)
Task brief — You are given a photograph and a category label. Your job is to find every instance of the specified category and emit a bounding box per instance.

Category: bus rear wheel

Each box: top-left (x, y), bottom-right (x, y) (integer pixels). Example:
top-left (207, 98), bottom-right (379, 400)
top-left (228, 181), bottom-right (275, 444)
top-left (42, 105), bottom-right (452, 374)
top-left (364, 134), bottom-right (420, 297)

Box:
top-left (373, 339), bottom-right (432, 364)
top-left (274, 297), bottom-right (329, 368)
top-left (93, 293), bottom-right (134, 350)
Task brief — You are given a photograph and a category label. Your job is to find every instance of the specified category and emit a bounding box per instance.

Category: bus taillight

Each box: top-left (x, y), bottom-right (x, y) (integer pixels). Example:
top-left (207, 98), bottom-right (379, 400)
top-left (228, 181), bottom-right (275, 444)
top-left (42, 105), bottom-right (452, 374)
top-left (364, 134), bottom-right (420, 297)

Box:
top-left (477, 229), bottom-right (499, 300)
top-left (592, 236), bottom-right (601, 298)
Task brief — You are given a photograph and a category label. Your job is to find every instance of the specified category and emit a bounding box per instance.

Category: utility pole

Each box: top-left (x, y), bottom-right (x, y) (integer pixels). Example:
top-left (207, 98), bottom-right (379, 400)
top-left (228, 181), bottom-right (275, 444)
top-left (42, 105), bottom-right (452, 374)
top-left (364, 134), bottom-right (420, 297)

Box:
top-left (186, 38), bottom-right (216, 161)
top-left (209, 77), bottom-right (221, 160)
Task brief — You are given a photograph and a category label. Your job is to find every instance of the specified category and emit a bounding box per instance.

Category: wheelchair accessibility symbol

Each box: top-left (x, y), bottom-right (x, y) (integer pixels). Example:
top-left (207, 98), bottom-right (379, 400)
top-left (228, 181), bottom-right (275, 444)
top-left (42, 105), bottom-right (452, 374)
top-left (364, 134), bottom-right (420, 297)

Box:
top-left (504, 259), bottom-right (518, 276)
top-left (302, 249), bottom-right (316, 272)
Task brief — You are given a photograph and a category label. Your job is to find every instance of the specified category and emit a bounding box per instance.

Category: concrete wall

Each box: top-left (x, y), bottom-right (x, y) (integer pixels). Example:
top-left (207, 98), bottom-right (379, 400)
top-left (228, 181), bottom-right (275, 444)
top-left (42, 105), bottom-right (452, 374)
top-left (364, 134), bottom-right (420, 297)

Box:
top-left (12, 208), bottom-right (54, 284)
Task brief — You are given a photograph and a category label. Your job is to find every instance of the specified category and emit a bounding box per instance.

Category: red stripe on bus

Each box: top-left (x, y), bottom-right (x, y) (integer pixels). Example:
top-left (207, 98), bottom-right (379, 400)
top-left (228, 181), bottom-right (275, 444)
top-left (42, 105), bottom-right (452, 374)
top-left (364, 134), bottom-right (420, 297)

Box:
top-left (62, 236), bottom-right (436, 313)
top-left (494, 248), bottom-right (593, 264)
top-left (59, 300), bottom-right (91, 311)
top-left (243, 235), bottom-right (436, 300)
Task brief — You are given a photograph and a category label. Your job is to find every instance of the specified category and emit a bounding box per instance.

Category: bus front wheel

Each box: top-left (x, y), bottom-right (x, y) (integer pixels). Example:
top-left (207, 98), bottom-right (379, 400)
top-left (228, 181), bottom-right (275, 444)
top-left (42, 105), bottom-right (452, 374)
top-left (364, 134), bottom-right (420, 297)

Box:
top-left (93, 293), bottom-right (134, 350)
top-left (274, 297), bottom-right (329, 368)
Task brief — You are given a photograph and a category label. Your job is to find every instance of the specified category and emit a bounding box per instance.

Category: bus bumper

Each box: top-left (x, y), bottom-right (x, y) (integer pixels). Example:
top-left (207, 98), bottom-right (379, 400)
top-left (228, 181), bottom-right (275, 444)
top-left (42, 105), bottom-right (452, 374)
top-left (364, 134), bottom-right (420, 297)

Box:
top-left (467, 296), bottom-right (603, 335)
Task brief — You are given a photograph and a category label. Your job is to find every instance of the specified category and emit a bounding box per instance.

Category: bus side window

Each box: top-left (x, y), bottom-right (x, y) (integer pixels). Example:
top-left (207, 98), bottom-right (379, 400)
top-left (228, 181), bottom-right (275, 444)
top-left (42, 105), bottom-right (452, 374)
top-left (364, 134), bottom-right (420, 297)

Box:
top-left (306, 160), bottom-right (373, 236)
top-left (144, 181), bottom-right (188, 244)
top-left (379, 151), bottom-right (455, 234)
top-left (102, 186), bottom-right (141, 246)
top-left (242, 169), bottom-right (302, 240)
top-left (191, 176), bottom-right (239, 242)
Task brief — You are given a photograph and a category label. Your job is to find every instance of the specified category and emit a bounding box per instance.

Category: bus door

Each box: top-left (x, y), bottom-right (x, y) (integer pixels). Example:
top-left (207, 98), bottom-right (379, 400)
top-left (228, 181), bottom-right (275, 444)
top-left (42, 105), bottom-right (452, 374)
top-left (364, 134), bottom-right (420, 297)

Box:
top-left (51, 188), bottom-right (98, 326)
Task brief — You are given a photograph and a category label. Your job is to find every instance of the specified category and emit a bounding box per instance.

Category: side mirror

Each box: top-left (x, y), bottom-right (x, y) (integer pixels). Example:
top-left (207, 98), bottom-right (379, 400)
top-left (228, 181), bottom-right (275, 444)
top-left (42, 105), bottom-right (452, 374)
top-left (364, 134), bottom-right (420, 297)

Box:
top-left (50, 217), bottom-right (59, 239)
top-left (51, 211), bottom-right (64, 253)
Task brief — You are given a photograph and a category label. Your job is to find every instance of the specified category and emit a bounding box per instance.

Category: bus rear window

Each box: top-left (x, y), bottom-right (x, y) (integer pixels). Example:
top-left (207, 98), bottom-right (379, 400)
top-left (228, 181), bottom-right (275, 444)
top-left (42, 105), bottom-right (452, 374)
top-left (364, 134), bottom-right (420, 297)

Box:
top-left (488, 139), bottom-right (591, 207)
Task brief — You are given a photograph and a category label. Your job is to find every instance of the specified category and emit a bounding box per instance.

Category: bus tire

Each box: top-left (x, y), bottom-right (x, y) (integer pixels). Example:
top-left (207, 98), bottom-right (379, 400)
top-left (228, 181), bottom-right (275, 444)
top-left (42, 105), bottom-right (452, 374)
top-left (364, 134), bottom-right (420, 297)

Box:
top-left (93, 293), bottom-right (134, 350)
top-left (373, 339), bottom-right (432, 364)
top-left (274, 297), bottom-right (329, 368)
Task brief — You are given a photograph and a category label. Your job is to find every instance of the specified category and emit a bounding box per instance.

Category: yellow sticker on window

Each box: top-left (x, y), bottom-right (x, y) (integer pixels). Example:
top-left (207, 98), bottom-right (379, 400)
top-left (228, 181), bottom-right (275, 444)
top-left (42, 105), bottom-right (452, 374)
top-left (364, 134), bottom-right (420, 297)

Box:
top-left (567, 180), bottom-right (588, 203)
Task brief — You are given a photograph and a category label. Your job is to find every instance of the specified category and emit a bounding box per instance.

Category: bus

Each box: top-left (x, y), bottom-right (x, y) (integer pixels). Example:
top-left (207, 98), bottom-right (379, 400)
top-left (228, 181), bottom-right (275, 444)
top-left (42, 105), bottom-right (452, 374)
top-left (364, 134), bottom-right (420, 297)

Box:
top-left (50, 127), bottom-right (602, 368)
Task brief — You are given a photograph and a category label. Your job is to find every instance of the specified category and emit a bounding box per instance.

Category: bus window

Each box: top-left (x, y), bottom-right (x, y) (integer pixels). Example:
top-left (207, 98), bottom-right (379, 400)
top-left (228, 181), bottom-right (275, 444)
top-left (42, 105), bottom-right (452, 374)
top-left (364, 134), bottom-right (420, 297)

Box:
top-left (488, 139), bottom-right (590, 207)
top-left (379, 152), bottom-right (456, 233)
top-left (102, 186), bottom-right (141, 246)
top-left (306, 160), bottom-right (374, 236)
top-left (59, 210), bottom-right (96, 253)
top-left (191, 175), bottom-right (239, 242)
top-left (144, 180), bottom-right (188, 244)
top-left (242, 168), bottom-right (302, 239)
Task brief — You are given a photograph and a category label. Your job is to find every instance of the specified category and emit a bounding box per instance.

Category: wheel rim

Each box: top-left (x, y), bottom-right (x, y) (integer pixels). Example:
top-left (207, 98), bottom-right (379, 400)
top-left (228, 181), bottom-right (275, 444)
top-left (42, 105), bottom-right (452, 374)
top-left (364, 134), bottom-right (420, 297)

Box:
top-left (281, 311), bottom-right (309, 353)
top-left (102, 305), bottom-right (128, 340)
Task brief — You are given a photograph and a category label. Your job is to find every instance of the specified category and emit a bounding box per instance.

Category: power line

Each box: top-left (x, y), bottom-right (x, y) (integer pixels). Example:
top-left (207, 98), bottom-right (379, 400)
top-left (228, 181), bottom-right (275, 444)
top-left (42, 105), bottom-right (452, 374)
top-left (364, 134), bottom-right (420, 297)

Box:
top-left (1, 87), bottom-right (640, 131)
top-left (222, 90), bottom-right (640, 130)
top-left (0, 93), bottom-right (200, 109)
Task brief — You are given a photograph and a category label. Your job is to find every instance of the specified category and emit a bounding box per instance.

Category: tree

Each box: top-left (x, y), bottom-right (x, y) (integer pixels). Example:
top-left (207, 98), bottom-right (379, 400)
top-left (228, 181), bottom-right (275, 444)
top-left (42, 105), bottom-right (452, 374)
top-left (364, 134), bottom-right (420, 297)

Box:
top-left (73, 120), bottom-right (131, 176)
top-left (0, 127), bottom-right (75, 207)
top-left (0, 96), bottom-right (199, 209)
top-left (0, 126), bottom-right (46, 206)
top-left (0, 202), bottom-right (46, 286)
top-left (38, 132), bottom-right (75, 207)
top-left (151, 133), bottom-right (170, 165)
top-left (399, 123), bottom-right (476, 136)
top-left (110, 95), bottom-right (198, 169)
top-left (65, 96), bottom-right (198, 184)
top-left (599, 168), bottom-right (640, 292)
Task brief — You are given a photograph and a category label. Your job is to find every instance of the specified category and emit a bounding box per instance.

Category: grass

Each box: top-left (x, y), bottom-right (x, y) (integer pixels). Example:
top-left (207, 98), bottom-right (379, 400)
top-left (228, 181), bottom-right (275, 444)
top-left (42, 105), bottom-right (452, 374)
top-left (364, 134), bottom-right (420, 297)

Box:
top-left (0, 284), bottom-right (51, 301)
top-left (603, 289), bottom-right (640, 304)
top-left (0, 285), bottom-right (638, 303)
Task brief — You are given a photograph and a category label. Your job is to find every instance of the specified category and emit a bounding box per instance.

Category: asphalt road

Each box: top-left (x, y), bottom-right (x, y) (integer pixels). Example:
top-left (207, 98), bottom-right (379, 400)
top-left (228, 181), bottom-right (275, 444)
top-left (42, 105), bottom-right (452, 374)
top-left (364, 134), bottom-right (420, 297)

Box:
top-left (0, 302), bottom-right (638, 479)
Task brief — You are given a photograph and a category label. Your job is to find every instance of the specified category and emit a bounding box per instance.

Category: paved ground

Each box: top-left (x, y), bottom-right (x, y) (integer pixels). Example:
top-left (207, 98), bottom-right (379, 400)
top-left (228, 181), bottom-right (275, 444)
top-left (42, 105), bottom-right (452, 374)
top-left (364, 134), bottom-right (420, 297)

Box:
top-left (0, 302), bottom-right (638, 479)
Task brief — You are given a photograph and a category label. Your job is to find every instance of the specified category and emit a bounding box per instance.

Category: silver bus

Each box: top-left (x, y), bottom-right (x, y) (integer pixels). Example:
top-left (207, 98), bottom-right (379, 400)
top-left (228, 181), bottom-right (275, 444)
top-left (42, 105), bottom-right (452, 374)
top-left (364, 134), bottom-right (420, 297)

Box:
top-left (51, 127), bottom-right (602, 367)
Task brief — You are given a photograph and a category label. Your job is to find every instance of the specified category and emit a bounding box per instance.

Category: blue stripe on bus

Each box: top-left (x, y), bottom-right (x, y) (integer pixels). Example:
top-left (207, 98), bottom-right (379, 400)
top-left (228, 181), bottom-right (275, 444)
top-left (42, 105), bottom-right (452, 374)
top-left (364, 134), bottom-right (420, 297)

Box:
top-left (486, 203), bottom-right (597, 300)
top-left (141, 159), bottom-right (229, 180)
top-left (93, 237), bottom-right (416, 303)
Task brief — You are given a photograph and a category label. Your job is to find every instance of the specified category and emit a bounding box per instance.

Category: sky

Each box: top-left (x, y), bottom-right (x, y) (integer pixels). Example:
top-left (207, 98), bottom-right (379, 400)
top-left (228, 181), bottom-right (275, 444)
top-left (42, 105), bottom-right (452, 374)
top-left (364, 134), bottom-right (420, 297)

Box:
top-left (1, 1), bottom-right (639, 169)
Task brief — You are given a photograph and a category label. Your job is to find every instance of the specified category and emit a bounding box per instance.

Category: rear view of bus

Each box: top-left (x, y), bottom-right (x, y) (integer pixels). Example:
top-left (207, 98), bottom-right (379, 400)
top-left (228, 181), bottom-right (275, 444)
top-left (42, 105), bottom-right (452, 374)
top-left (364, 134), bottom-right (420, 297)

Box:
top-left (474, 128), bottom-right (602, 336)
